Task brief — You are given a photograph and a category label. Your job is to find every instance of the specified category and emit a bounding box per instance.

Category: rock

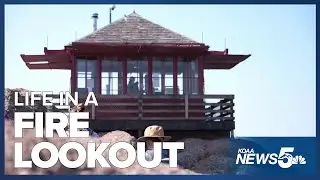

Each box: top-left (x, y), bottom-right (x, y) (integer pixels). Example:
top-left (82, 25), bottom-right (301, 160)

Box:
top-left (192, 155), bottom-right (234, 174)
top-left (99, 130), bottom-right (137, 163)
top-left (5, 122), bottom-right (196, 175)
top-left (100, 130), bottom-right (137, 148)
top-left (177, 138), bottom-right (239, 174)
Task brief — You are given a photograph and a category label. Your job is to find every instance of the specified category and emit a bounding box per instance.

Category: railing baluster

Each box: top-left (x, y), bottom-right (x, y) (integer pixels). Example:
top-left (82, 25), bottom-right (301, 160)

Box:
top-left (138, 95), bottom-right (143, 120)
top-left (185, 94), bottom-right (189, 119)
top-left (91, 103), bottom-right (95, 119)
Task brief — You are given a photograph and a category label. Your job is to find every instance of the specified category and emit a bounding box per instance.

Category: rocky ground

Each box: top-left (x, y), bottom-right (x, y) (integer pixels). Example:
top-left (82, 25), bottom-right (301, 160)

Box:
top-left (4, 88), bottom-right (258, 175)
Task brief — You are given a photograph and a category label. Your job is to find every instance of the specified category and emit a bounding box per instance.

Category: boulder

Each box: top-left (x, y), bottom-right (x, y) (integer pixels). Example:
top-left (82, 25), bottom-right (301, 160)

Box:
top-left (5, 122), bottom-right (197, 175)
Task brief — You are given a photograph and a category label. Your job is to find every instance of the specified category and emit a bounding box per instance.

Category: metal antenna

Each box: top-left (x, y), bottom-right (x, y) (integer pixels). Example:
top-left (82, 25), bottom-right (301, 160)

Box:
top-left (109, 5), bottom-right (116, 24)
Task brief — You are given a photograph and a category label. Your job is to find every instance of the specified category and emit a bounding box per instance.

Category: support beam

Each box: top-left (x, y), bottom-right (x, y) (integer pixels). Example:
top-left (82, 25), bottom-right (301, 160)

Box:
top-left (148, 56), bottom-right (153, 95)
top-left (71, 50), bottom-right (77, 94)
top-left (122, 57), bottom-right (128, 95)
top-left (161, 59), bottom-right (165, 95)
top-left (97, 56), bottom-right (102, 94)
top-left (173, 56), bottom-right (178, 95)
top-left (198, 56), bottom-right (204, 95)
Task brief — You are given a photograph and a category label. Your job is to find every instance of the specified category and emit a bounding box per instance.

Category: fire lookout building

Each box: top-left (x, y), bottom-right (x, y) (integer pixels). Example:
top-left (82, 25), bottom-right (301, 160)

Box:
top-left (21, 12), bottom-right (250, 139)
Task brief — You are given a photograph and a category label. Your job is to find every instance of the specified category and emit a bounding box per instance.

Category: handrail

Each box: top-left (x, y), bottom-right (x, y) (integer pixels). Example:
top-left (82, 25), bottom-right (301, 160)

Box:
top-left (48, 94), bottom-right (235, 122)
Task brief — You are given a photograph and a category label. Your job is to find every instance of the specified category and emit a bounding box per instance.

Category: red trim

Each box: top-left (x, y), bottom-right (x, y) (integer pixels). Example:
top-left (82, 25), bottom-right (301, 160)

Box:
top-left (186, 59), bottom-right (190, 94)
top-left (122, 57), bottom-right (128, 95)
top-left (21, 54), bottom-right (68, 63)
top-left (97, 56), bottom-right (102, 94)
top-left (25, 63), bottom-right (71, 69)
top-left (72, 43), bottom-right (207, 57)
top-left (203, 54), bottom-right (251, 69)
top-left (71, 51), bottom-right (76, 95)
top-left (173, 57), bottom-right (178, 95)
top-left (148, 56), bottom-right (153, 95)
top-left (85, 59), bottom-right (87, 91)
top-left (44, 48), bottom-right (67, 56)
top-left (198, 56), bottom-right (204, 95)
top-left (205, 50), bottom-right (228, 55)
top-left (73, 42), bottom-right (207, 47)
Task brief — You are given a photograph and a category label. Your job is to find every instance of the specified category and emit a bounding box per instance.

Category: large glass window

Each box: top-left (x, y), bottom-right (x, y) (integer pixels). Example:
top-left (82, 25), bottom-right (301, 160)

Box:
top-left (177, 57), bottom-right (198, 95)
top-left (163, 57), bottom-right (173, 95)
top-left (76, 57), bottom-right (98, 94)
top-left (127, 58), bottom-right (148, 95)
top-left (77, 59), bottom-right (86, 94)
top-left (152, 57), bottom-right (174, 95)
top-left (177, 61), bottom-right (185, 95)
top-left (152, 58), bottom-right (162, 95)
top-left (189, 59), bottom-right (198, 95)
top-left (101, 58), bottom-right (123, 95)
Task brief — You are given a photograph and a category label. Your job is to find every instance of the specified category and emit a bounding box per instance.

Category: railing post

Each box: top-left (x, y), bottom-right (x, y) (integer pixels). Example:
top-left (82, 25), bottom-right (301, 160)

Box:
top-left (91, 103), bottom-right (95, 119)
top-left (138, 95), bottom-right (143, 120)
top-left (230, 130), bottom-right (235, 139)
top-left (230, 97), bottom-right (234, 120)
top-left (219, 99), bottom-right (223, 120)
top-left (184, 94), bottom-right (189, 119)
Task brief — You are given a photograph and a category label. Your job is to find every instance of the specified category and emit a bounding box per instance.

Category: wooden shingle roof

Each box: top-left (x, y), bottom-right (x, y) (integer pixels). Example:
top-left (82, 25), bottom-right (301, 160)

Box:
top-left (73, 12), bottom-right (202, 45)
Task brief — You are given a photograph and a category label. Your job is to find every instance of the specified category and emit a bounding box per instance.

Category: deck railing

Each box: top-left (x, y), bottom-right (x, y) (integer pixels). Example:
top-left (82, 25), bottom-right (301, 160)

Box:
top-left (88, 94), bottom-right (235, 121)
top-left (47, 94), bottom-right (234, 121)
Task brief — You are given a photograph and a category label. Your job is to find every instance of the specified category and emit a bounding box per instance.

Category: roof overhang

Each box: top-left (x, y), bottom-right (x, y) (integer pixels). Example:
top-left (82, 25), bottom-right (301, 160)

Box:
top-left (21, 48), bottom-right (71, 70)
top-left (203, 51), bottom-right (251, 69)
top-left (71, 42), bottom-right (209, 56)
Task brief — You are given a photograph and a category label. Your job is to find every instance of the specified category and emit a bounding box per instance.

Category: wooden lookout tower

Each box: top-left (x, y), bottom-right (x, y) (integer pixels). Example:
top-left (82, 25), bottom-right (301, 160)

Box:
top-left (21, 12), bottom-right (250, 140)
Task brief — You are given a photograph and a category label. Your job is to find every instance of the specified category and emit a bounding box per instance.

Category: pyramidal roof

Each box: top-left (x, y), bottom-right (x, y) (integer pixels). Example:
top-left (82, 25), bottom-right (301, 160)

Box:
top-left (73, 12), bottom-right (201, 45)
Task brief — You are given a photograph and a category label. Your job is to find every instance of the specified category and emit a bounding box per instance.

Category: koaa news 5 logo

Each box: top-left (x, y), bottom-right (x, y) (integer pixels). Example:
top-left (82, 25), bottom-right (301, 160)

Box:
top-left (236, 147), bottom-right (306, 169)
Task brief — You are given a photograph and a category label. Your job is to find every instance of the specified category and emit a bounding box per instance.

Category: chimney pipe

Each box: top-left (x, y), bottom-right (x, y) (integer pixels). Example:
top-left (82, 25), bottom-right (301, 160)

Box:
top-left (91, 13), bottom-right (99, 32)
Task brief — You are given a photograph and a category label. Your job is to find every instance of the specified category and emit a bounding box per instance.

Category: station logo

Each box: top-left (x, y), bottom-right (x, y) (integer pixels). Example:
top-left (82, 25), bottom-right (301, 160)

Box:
top-left (235, 147), bottom-right (306, 169)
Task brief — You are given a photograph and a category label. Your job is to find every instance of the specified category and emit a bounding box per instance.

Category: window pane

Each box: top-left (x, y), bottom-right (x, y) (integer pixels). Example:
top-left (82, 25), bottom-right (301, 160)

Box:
top-left (127, 58), bottom-right (147, 95)
top-left (178, 60), bottom-right (187, 94)
top-left (101, 58), bottom-right (123, 95)
top-left (190, 59), bottom-right (198, 95)
top-left (152, 58), bottom-right (162, 95)
top-left (86, 60), bottom-right (98, 93)
top-left (177, 58), bottom-right (199, 95)
top-left (87, 60), bottom-right (97, 77)
top-left (77, 77), bottom-right (87, 94)
top-left (77, 59), bottom-right (86, 78)
top-left (163, 57), bottom-right (173, 95)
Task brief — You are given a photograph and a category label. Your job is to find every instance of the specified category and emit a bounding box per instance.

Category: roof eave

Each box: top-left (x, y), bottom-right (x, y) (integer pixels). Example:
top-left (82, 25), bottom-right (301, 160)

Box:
top-left (203, 54), bottom-right (251, 70)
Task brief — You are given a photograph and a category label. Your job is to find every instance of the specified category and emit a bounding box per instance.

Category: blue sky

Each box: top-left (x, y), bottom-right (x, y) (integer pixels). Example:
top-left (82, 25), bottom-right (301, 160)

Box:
top-left (4, 5), bottom-right (316, 137)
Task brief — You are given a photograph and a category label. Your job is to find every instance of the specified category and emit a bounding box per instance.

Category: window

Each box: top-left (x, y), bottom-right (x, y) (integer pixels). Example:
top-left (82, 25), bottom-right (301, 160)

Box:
top-left (177, 57), bottom-right (198, 95)
top-left (127, 58), bottom-right (148, 95)
top-left (77, 59), bottom-right (86, 93)
top-left (177, 61), bottom-right (185, 95)
top-left (101, 58), bottom-right (123, 95)
top-left (86, 59), bottom-right (98, 93)
top-left (163, 57), bottom-right (173, 95)
top-left (76, 57), bottom-right (98, 94)
top-left (152, 58), bottom-right (162, 95)
top-left (189, 59), bottom-right (198, 95)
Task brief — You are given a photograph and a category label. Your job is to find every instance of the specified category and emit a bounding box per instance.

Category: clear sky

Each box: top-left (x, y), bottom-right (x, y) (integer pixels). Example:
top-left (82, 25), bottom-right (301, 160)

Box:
top-left (4, 5), bottom-right (316, 137)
